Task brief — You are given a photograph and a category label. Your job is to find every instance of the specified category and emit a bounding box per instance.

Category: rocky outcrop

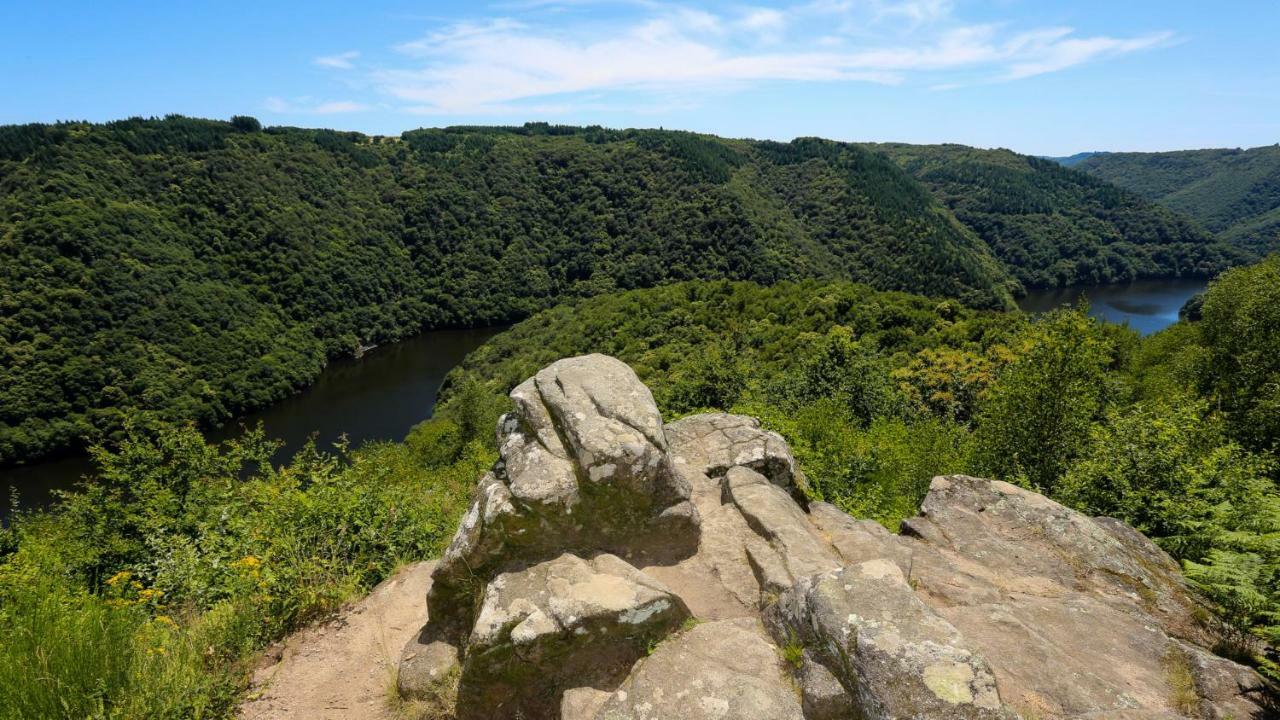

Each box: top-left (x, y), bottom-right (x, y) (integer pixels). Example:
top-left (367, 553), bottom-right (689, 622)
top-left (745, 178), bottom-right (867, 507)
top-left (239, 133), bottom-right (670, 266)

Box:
top-left (400, 354), bottom-right (1273, 719)
top-left (589, 617), bottom-right (806, 720)
top-left (458, 553), bottom-right (690, 719)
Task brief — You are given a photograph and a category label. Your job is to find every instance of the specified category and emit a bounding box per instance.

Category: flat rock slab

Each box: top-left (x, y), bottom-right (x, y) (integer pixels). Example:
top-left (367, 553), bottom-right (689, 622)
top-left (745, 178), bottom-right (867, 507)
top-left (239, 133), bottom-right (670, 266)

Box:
top-left (592, 617), bottom-right (805, 720)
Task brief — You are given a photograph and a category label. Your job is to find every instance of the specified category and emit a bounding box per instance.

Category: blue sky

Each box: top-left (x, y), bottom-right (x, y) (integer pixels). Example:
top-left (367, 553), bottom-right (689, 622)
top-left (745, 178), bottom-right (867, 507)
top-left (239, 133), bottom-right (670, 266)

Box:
top-left (3, 1), bottom-right (1277, 155)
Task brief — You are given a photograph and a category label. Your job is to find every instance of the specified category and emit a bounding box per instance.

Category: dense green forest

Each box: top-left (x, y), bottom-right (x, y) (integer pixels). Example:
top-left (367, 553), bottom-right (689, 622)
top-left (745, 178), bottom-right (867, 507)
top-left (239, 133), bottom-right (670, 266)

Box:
top-left (875, 143), bottom-right (1245, 288)
top-left (0, 116), bottom-right (1244, 466)
top-left (1075, 145), bottom-right (1280, 253)
top-left (5, 259), bottom-right (1280, 717)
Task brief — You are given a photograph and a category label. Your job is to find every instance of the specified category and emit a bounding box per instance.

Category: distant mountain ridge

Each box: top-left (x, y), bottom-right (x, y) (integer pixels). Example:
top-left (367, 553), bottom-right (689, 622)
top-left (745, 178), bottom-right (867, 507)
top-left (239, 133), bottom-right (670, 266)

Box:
top-left (872, 143), bottom-right (1241, 288)
top-left (1042, 151), bottom-right (1108, 167)
top-left (0, 118), bottom-right (1247, 464)
top-left (1072, 145), bottom-right (1280, 253)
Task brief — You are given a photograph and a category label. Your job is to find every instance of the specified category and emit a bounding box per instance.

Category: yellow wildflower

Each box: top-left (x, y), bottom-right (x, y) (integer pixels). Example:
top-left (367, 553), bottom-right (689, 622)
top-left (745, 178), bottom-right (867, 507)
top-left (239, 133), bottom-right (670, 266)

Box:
top-left (233, 555), bottom-right (262, 570)
top-left (106, 570), bottom-right (133, 587)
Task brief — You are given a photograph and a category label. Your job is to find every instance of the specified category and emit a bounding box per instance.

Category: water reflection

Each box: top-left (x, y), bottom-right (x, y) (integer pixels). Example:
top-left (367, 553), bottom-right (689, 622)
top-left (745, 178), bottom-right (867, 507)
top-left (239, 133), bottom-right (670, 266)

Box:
top-left (2, 326), bottom-right (502, 518)
top-left (1016, 278), bottom-right (1207, 336)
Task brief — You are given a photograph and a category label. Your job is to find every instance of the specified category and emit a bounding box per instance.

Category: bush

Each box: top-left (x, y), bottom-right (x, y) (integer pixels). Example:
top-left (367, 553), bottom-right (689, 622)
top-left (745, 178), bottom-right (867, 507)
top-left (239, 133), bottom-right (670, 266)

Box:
top-left (1200, 255), bottom-right (1280, 451)
top-left (974, 309), bottom-right (1114, 492)
top-left (0, 420), bottom-right (494, 717)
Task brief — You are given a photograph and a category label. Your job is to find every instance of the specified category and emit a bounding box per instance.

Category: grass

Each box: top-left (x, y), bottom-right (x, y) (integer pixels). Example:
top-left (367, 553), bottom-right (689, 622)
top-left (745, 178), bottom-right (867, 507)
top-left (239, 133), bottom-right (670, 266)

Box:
top-left (0, 575), bottom-right (238, 720)
top-left (1162, 645), bottom-right (1201, 716)
top-left (781, 630), bottom-right (806, 670)
top-left (0, 416), bottom-right (495, 720)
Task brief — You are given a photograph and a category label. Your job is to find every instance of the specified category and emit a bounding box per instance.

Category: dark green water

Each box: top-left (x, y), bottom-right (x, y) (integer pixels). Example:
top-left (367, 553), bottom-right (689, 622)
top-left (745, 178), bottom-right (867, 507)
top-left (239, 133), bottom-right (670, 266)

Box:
top-left (1016, 278), bottom-right (1207, 335)
top-left (1, 327), bottom-right (501, 519)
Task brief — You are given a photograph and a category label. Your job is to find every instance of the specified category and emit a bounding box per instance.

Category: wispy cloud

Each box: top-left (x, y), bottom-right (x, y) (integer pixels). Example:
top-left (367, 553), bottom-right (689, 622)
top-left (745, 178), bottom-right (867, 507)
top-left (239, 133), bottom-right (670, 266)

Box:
top-left (303, 1), bottom-right (1174, 115)
top-left (1004, 30), bottom-right (1174, 79)
top-left (264, 96), bottom-right (370, 114)
top-left (738, 7), bottom-right (787, 43)
top-left (314, 50), bottom-right (360, 69)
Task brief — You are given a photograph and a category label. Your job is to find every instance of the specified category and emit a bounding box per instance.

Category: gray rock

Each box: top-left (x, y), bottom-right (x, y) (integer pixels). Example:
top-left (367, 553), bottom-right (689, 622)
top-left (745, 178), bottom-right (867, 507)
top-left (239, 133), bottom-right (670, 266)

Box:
top-left (767, 559), bottom-right (1016, 720)
top-left (796, 650), bottom-right (856, 720)
top-left (456, 552), bottom-right (688, 719)
top-left (665, 413), bottom-right (805, 493)
top-left (398, 356), bottom-right (1275, 720)
top-left (593, 617), bottom-right (805, 720)
top-left (723, 466), bottom-right (840, 594)
top-left (396, 636), bottom-right (460, 703)
top-left (900, 475), bottom-right (1271, 719)
top-left (417, 355), bottom-right (700, 650)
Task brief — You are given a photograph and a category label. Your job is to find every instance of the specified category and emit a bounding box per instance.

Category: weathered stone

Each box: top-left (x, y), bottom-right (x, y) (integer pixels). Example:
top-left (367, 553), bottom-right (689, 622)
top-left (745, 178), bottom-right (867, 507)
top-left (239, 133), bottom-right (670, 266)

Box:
top-left (532, 355), bottom-right (676, 499)
top-left (413, 354), bottom-right (700, 657)
top-left (398, 356), bottom-right (1274, 720)
top-left (806, 501), bottom-right (913, 569)
top-left (905, 476), bottom-right (1207, 640)
top-left (395, 637), bottom-right (460, 703)
top-left (724, 466), bottom-right (840, 592)
top-left (457, 553), bottom-right (689, 719)
top-left (593, 618), bottom-right (805, 720)
top-left (768, 559), bottom-right (1016, 719)
top-left (796, 650), bottom-right (856, 720)
top-left (899, 475), bottom-right (1271, 719)
top-left (561, 686), bottom-right (613, 720)
top-left (1176, 640), bottom-right (1272, 720)
top-left (665, 413), bottom-right (804, 493)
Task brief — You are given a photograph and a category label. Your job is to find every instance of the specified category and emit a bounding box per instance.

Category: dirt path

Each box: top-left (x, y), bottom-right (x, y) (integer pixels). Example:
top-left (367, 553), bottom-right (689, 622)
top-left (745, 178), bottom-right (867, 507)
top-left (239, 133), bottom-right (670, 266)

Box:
top-left (238, 561), bottom-right (435, 720)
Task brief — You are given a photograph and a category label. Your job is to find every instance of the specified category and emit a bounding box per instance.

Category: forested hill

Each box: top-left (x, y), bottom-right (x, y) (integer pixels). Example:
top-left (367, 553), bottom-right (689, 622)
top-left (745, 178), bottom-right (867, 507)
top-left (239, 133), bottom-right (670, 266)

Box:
top-left (0, 117), bottom-right (1241, 465)
top-left (1074, 145), bottom-right (1280, 253)
top-left (873, 143), bottom-right (1246, 288)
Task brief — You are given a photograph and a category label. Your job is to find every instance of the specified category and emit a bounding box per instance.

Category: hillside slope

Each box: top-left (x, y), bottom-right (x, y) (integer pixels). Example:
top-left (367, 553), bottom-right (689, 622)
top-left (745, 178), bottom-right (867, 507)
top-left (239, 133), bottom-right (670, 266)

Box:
top-left (0, 118), bottom-right (1241, 464)
top-left (873, 143), bottom-right (1244, 288)
top-left (1076, 145), bottom-right (1280, 252)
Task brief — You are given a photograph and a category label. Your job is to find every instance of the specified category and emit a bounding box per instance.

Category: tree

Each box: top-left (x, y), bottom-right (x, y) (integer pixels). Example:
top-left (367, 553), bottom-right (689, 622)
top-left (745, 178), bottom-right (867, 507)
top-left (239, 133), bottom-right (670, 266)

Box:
top-left (974, 309), bottom-right (1113, 492)
top-left (229, 115), bottom-right (261, 132)
top-left (1199, 255), bottom-right (1280, 452)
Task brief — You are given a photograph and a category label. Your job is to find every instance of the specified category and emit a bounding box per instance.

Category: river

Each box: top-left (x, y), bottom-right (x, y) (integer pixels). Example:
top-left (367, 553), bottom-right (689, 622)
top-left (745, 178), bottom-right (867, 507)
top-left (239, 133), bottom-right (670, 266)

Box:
top-left (1, 326), bottom-right (502, 520)
top-left (1016, 277), bottom-right (1207, 335)
top-left (2, 278), bottom-right (1208, 520)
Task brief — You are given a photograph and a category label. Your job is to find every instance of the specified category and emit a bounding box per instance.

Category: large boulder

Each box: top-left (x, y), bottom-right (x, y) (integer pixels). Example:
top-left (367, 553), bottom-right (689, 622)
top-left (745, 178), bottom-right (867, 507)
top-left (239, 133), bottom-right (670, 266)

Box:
top-left (423, 355), bottom-right (699, 641)
top-left (888, 476), bottom-right (1272, 718)
top-left (590, 618), bottom-right (805, 720)
top-left (767, 559), bottom-right (1016, 719)
top-left (665, 413), bottom-right (805, 494)
top-left (458, 553), bottom-right (690, 719)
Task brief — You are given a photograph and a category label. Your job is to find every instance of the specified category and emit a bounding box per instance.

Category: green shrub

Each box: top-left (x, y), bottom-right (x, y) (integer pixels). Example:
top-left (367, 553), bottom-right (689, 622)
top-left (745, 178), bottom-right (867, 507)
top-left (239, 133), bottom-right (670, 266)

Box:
top-left (0, 419), bottom-right (494, 717)
top-left (974, 308), bottom-right (1114, 493)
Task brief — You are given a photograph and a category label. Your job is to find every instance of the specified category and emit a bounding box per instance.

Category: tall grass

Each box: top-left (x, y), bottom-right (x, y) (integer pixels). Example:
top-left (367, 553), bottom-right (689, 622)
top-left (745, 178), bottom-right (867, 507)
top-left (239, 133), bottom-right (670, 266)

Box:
top-left (0, 575), bottom-right (231, 719)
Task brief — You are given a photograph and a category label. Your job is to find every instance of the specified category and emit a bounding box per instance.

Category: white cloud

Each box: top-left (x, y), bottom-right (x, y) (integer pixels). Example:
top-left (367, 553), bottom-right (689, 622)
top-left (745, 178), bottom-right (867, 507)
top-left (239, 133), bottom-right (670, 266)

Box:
top-left (739, 7), bottom-right (787, 43)
top-left (314, 50), bottom-right (360, 69)
top-left (873, 0), bottom-right (954, 24)
top-left (308, 2), bottom-right (1173, 116)
top-left (263, 96), bottom-right (370, 114)
top-left (1005, 31), bottom-right (1174, 79)
top-left (264, 96), bottom-right (291, 113)
top-left (313, 100), bottom-right (371, 114)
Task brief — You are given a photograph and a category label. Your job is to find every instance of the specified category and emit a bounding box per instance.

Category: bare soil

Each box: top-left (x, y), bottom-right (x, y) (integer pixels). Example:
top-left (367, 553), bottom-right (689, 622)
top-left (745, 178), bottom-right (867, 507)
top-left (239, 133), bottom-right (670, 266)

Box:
top-left (238, 561), bottom-right (435, 720)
